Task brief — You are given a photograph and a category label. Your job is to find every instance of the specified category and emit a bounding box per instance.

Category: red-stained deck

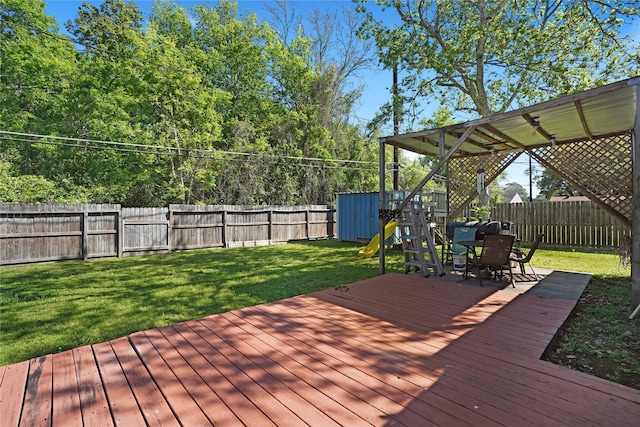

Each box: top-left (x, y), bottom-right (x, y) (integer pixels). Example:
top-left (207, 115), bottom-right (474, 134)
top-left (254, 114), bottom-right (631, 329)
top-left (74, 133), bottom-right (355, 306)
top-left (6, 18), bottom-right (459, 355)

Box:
top-left (2, 273), bottom-right (639, 426)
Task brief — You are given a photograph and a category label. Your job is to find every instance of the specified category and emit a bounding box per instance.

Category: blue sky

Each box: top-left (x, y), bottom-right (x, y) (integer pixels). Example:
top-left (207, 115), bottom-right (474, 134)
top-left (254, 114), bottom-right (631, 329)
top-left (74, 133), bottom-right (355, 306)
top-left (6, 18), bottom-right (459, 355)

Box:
top-left (43, 1), bottom-right (640, 197)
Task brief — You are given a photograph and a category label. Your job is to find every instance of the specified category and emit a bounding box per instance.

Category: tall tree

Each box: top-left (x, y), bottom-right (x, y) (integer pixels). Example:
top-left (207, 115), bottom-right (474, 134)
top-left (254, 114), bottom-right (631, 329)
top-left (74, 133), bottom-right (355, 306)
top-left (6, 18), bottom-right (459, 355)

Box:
top-left (357, 0), bottom-right (639, 120)
top-left (0, 0), bottom-right (82, 199)
top-left (536, 169), bottom-right (580, 199)
top-left (63, 0), bottom-right (155, 204)
top-left (0, 0), bottom-right (76, 132)
top-left (65, 0), bottom-right (143, 52)
top-left (1, 0), bottom-right (380, 206)
top-left (268, 2), bottom-right (377, 126)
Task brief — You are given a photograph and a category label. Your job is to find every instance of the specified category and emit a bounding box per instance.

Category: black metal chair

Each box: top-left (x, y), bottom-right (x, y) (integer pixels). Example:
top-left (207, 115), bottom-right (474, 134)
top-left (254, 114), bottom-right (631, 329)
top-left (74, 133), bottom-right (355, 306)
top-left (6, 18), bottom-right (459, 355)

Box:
top-left (510, 233), bottom-right (544, 280)
top-left (471, 234), bottom-right (516, 287)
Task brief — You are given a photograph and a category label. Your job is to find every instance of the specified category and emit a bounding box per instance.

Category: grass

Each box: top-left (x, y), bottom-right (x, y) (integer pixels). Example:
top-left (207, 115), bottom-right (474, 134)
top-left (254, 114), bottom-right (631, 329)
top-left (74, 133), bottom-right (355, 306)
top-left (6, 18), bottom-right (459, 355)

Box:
top-left (1, 240), bottom-right (638, 389)
top-left (0, 240), bottom-right (403, 365)
top-left (545, 273), bottom-right (640, 388)
top-left (529, 247), bottom-right (639, 389)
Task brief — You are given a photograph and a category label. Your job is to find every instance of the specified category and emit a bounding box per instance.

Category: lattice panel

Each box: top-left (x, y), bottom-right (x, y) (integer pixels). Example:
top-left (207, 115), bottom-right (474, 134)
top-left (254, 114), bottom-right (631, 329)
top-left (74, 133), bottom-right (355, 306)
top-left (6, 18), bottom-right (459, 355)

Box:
top-left (530, 133), bottom-right (633, 226)
top-left (448, 151), bottom-right (521, 218)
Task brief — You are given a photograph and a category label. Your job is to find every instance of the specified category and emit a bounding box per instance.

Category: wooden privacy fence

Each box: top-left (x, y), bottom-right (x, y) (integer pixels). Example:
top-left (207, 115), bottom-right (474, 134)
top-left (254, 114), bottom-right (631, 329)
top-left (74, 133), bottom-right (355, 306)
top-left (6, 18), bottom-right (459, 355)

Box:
top-left (0, 204), bottom-right (335, 266)
top-left (459, 201), bottom-right (629, 249)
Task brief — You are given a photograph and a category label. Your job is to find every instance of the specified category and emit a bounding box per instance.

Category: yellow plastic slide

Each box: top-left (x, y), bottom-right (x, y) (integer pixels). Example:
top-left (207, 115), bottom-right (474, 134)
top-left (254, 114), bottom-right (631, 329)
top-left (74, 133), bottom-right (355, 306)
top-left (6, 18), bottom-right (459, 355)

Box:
top-left (358, 221), bottom-right (399, 258)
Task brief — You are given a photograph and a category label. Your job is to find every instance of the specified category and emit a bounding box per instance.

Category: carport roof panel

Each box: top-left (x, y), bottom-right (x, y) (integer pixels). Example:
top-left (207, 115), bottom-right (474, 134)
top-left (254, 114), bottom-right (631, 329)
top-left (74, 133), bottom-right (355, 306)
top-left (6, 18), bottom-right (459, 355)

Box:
top-left (381, 77), bottom-right (639, 157)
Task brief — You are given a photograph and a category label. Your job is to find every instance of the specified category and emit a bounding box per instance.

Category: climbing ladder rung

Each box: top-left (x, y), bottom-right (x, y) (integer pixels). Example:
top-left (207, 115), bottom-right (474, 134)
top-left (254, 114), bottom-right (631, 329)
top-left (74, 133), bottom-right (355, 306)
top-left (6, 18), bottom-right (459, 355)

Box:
top-left (397, 201), bottom-right (445, 278)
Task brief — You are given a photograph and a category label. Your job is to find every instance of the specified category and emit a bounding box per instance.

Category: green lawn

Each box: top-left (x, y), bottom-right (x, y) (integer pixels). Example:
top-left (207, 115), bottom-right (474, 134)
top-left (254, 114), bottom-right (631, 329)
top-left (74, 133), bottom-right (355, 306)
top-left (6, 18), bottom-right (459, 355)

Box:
top-left (1, 240), bottom-right (405, 365)
top-left (1, 240), bottom-right (636, 382)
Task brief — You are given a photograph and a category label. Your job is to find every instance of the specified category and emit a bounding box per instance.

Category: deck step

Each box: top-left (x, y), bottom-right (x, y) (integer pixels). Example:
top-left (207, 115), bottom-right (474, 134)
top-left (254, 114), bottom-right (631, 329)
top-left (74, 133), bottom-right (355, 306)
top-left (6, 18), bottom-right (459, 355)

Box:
top-left (526, 270), bottom-right (591, 300)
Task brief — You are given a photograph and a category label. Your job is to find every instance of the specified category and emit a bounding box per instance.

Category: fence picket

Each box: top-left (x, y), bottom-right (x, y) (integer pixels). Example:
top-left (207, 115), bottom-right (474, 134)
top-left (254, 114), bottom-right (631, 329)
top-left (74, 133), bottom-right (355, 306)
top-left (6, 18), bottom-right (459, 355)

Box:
top-left (1, 204), bottom-right (336, 265)
top-left (1, 200), bottom-right (628, 266)
top-left (469, 201), bottom-right (629, 248)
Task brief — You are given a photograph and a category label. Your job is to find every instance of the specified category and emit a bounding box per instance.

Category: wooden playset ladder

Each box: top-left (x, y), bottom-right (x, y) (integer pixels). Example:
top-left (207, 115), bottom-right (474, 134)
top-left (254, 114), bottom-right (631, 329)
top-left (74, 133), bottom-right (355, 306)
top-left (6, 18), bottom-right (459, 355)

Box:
top-left (397, 202), bottom-right (445, 277)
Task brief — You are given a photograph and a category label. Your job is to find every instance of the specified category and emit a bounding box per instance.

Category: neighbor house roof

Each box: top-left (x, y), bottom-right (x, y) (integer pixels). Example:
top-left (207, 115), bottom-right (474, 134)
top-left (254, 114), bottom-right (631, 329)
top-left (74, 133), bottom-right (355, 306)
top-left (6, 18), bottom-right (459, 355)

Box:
top-left (509, 194), bottom-right (524, 204)
top-left (548, 195), bottom-right (591, 202)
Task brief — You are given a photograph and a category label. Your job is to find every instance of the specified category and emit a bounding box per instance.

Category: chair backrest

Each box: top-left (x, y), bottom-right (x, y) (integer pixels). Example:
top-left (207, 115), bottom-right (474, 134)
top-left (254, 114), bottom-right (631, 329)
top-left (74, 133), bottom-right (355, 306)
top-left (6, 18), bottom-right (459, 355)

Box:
top-left (521, 233), bottom-right (544, 262)
top-left (480, 234), bottom-right (515, 266)
top-left (452, 227), bottom-right (476, 254)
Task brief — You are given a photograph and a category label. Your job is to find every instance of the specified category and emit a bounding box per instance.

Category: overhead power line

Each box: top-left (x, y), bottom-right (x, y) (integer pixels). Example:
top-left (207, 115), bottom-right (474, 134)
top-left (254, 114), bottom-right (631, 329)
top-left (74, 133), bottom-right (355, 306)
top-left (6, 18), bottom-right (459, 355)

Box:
top-left (0, 130), bottom-right (391, 172)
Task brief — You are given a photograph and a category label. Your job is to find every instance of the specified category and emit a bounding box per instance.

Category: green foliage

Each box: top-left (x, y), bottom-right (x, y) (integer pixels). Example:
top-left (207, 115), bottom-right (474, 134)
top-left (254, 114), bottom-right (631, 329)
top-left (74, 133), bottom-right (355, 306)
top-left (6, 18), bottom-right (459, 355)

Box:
top-left (357, 0), bottom-right (639, 120)
top-left (419, 107), bottom-right (458, 129)
top-left (0, 0), bottom-right (379, 206)
top-left (0, 161), bottom-right (89, 203)
top-left (471, 205), bottom-right (491, 221)
top-left (546, 274), bottom-right (639, 389)
top-left (536, 168), bottom-right (580, 198)
top-left (391, 154), bottom-right (445, 192)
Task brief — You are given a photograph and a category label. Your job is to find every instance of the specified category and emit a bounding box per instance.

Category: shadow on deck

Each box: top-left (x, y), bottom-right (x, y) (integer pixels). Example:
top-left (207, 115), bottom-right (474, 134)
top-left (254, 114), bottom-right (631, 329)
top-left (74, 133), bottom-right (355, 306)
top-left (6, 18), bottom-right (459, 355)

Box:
top-left (1, 270), bottom-right (638, 426)
top-left (428, 263), bottom-right (591, 298)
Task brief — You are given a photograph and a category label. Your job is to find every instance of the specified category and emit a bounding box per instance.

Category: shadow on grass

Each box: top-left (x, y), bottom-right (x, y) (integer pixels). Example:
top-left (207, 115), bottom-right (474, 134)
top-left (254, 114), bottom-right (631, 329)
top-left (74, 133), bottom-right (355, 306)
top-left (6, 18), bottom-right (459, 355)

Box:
top-left (1, 240), bottom-right (404, 365)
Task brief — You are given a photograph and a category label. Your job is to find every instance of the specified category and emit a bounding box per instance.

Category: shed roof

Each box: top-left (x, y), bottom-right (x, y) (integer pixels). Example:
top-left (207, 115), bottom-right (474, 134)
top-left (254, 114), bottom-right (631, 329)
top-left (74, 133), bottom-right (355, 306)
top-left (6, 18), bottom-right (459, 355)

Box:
top-left (379, 77), bottom-right (639, 157)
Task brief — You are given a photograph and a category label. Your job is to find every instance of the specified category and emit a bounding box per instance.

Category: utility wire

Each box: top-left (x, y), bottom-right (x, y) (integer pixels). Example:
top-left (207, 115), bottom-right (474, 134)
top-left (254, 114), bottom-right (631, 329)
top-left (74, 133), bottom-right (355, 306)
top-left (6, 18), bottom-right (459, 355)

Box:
top-left (0, 130), bottom-right (386, 166)
top-left (0, 135), bottom-right (380, 172)
top-left (0, 132), bottom-right (448, 179)
top-left (0, 134), bottom-right (389, 172)
top-left (0, 130), bottom-right (449, 178)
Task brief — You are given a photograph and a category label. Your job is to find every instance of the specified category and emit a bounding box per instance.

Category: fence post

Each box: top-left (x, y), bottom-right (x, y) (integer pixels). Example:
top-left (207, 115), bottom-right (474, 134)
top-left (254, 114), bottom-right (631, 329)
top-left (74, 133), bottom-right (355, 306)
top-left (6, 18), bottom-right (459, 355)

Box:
top-left (268, 210), bottom-right (273, 243)
top-left (167, 206), bottom-right (173, 252)
top-left (117, 206), bottom-right (123, 258)
top-left (331, 205), bottom-right (336, 237)
top-left (82, 209), bottom-right (89, 260)
top-left (222, 209), bottom-right (228, 248)
top-left (305, 208), bottom-right (310, 239)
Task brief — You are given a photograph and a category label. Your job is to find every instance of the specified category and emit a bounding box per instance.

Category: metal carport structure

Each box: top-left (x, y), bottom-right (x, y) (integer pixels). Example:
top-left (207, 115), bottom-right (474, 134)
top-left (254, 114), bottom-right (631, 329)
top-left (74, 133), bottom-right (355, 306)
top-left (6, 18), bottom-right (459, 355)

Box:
top-left (376, 76), bottom-right (640, 307)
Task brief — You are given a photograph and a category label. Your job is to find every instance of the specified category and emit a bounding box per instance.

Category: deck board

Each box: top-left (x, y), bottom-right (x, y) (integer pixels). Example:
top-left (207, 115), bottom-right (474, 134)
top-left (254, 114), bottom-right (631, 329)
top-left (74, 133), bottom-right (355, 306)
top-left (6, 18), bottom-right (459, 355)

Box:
top-left (173, 321), bottom-right (314, 426)
top-left (128, 331), bottom-right (215, 426)
top-left (92, 341), bottom-right (146, 426)
top-left (109, 337), bottom-right (180, 426)
top-left (2, 272), bottom-right (639, 426)
top-left (237, 300), bottom-right (533, 427)
top-left (212, 311), bottom-right (414, 427)
top-left (192, 317), bottom-right (352, 426)
top-left (207, 311), bottom-right (437, 427)
top-left (72, 346), bottom-right (113, 427)
top-left (51, 350), bottom-right (82, 427)
top-left (260, 294), bottom-right (579, 426)
top-left (0, 360), bottom-right (29, 427)
top-left (265, 297), bottom-right (581, 423)
top-left (20, 355), bottom-right (53, 427)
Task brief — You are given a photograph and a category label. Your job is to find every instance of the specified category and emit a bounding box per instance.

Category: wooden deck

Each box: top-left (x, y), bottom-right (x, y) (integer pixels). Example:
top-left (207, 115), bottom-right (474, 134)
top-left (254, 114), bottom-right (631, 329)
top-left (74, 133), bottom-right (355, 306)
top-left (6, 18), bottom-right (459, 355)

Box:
top-left (2, 273), bottom-right (639, 426)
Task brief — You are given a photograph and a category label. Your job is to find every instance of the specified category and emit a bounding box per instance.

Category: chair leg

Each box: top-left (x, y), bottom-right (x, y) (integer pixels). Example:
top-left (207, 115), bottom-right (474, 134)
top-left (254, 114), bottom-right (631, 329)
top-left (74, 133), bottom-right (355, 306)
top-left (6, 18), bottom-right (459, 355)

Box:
top-left (509, 265), bottom-right (515, 288)
top-left (529, 262), bottom-right (539, 280)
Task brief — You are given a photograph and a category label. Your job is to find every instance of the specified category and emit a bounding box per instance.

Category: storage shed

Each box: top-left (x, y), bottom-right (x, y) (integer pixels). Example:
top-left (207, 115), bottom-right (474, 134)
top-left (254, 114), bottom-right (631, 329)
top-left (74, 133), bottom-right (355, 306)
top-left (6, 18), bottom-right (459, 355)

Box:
top-left (336, 190), bottom-right (446, 242)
